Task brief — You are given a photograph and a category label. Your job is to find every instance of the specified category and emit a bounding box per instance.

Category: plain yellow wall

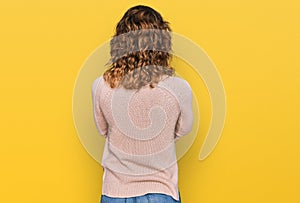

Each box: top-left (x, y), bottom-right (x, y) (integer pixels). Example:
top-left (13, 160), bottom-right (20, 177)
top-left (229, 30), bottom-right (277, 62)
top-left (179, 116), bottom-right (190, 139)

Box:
top-left (1, 0), bottom-right (299, 202)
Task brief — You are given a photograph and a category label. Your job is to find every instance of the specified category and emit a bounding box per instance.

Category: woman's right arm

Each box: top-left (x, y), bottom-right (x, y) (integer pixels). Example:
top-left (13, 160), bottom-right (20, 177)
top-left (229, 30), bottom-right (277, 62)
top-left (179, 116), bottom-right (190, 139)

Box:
top-left (174, 80), bottom-right (194, 141)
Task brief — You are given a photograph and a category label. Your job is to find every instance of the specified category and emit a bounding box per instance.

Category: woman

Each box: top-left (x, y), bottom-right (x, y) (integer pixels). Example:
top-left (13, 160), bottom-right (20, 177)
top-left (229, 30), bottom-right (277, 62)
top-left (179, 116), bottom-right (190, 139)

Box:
top-left (92, 5), bottom-right (194, 203)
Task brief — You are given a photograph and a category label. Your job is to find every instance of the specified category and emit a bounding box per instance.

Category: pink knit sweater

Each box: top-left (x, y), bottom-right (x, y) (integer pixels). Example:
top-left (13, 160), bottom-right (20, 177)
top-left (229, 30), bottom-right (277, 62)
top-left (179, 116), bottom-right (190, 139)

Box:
top-left (92, 75), bottom-right (194, 201)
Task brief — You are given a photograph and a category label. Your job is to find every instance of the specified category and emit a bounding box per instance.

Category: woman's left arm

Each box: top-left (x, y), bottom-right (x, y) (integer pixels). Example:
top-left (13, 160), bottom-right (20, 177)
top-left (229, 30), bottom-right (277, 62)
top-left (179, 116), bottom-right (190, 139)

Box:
top-left (92, 77), bottom-right (108, 138)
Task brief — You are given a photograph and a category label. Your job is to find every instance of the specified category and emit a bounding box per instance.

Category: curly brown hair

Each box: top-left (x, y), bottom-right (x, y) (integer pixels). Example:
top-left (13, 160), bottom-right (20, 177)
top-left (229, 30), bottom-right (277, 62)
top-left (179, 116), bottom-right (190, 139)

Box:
top-left (103, 5), bottom-right (175, 89)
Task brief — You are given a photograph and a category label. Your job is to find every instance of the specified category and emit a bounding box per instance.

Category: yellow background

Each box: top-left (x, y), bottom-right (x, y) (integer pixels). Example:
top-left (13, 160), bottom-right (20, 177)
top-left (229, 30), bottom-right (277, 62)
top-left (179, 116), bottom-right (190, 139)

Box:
top-left (1, 0), bottom-right (299, 202)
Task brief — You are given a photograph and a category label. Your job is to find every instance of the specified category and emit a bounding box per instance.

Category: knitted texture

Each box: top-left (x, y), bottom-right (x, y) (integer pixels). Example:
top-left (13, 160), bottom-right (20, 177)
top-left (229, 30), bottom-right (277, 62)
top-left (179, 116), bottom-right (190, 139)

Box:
top-left (92, 75), bottom-right (194, 201)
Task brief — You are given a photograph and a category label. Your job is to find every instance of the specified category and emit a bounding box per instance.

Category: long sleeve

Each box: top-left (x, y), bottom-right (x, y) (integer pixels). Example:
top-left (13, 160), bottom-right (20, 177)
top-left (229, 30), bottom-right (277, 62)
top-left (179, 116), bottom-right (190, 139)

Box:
top-left (92, 76), bottom-right (108, 138)
top-left (174, 80), bottom-right (194, 141)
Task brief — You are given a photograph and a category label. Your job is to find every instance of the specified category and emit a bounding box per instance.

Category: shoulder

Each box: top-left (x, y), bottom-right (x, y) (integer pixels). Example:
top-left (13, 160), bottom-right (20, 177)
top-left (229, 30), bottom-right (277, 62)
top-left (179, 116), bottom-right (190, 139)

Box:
top-left (92, 76), bottom-right (104, 93)
top-left (158, 76), bottom-right (192, 97)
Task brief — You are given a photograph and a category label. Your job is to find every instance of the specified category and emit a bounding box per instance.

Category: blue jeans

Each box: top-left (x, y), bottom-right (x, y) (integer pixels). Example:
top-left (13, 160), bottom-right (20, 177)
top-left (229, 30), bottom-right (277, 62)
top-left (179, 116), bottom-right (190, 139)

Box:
top-left (100, 192), bottom-right (181, 203)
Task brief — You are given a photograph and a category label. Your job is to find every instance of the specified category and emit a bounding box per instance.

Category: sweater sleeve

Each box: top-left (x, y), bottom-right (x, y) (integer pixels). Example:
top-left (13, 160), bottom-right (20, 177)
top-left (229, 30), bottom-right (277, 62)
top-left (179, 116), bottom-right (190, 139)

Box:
top-left (92, 76), bottom-right (108, 138)
top-left (174, 80), bottom-right (194, 141)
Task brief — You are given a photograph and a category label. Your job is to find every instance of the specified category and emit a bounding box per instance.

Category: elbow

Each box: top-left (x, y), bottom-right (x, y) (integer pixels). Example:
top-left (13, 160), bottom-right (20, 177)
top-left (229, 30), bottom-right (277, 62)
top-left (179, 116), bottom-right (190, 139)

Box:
top-left (175, 116), bottom-right (194, 137)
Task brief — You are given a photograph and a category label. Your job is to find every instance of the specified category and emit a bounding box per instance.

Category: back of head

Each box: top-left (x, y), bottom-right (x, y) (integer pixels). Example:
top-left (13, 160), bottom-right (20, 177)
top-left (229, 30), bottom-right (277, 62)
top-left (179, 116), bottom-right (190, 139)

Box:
top-left (103, 5), bottom-right (175, 89)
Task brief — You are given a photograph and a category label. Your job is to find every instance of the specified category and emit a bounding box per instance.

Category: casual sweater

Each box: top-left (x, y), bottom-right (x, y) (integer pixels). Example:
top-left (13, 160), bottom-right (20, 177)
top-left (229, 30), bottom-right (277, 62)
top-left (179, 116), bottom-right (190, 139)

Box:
top-left (92, 75), bottom-right (194, 201)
